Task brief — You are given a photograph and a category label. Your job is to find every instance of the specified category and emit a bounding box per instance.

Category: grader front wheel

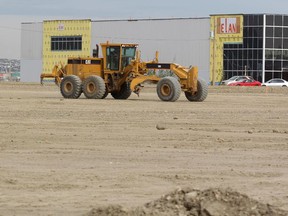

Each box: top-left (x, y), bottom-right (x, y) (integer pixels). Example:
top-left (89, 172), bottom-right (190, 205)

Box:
top-left (60, 75), bottom-right (82, 99)
top-left (185, 78), bottom-right (208, 102)
top-left (111, 82), bottom-right (132, 100)
top-left (82, 75), bottom-right (106, 99)
top-left (157, 77), bottom-right (181, 102)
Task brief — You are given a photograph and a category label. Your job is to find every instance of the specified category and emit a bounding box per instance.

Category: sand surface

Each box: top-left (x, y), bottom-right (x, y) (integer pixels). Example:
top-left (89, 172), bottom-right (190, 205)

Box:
top-left (0, 83), bottom-right (287, 215)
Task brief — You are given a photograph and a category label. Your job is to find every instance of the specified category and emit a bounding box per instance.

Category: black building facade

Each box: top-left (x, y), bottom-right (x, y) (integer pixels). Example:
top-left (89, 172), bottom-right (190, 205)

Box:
top-left (223, 14), bottom-right (288, 82)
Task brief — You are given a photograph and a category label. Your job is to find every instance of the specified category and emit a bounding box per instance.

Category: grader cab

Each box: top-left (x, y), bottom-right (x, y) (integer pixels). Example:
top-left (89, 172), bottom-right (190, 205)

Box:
top-left (40, 42), bottom-right (208, 102)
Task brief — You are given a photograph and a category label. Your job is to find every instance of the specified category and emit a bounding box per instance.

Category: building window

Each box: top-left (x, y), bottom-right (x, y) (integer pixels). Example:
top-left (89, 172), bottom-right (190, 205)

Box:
top-left (51, 36), bottom-right (82, 51)
top-left (266, 15), bottom-right (274, 26)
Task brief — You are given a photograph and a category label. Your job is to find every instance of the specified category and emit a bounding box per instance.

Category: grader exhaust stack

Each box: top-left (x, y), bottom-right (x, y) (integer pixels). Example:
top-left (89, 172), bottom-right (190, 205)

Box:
top-left (40, 42), bottom-right (208, 102)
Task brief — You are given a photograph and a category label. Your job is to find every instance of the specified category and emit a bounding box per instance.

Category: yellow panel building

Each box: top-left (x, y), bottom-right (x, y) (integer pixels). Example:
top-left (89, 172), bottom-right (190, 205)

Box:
top-left (42, 19), bottom-right (91, 74)
top-left (210, 15), bottom-right (244, 84)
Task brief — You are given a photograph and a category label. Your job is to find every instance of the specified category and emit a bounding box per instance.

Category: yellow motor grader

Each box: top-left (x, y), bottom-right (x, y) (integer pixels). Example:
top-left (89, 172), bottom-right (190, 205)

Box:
top-left (40, 42), bottom-right (208, 102)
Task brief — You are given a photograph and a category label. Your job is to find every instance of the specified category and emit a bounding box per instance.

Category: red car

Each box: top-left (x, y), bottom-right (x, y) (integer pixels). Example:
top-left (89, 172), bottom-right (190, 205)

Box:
top-left (228, 79), bottom-right (261, 86)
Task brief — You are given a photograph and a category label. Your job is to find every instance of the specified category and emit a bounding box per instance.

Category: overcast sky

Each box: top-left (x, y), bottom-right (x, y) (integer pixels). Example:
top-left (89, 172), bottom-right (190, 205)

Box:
top-left (0, 0), bottom-right (288, 59)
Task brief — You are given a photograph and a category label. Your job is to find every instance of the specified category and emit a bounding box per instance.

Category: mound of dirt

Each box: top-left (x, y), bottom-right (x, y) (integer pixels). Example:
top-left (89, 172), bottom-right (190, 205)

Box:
top-left (86, 187), bottom-right (288, 216)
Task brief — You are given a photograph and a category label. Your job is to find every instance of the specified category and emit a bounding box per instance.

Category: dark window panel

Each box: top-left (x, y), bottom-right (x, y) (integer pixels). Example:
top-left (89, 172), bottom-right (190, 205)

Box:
top-left (248, 38), bottom-right (253, 48)
top-left (274, 72), bottom-right (282, 78)
top-left (252, 60), bottom-right (259, 70)
top-left (265, 49), bottom-right (273, 59)
top-left (247, 60), bottom-right (253, 71)
top-left (283, 28), bottom-right (288, 38)
top-left (259, 15), bottom-right (264, 26)
top-left (283, 61), bottom-right (288, 68)
top-left (244, 15), bottom-right (249, 26)
top-left (244, 27), bottom-right (248, 38)
top-left (258, 50), bottom-right (263, 59)
top-left (224, 60), bottom-right (228, 71)
top-left (274, 61), bottom-right (282, 71)
top-left (284, 16), bottom-right (288, 26)
top-left (248, 49), bottom-right (253, 59)
top-left (274, 38), bottom-right (283, 49)
top-left (253, 38), bottom-right (259, 48)
top-left (283, 50), bottom-right (288, 59)
top-left (274, 27), bottom-right (283, 37)
top-left (265, 61), bottom-right (273, 70)
top-left (243, 59), bottom-right (249, 69)
top-left (266, 27), bottom-right (273, 37)
top-left (240, 60), bottom-right (245, 71)
top-left (238, 49), bottom-right (243, 59)
top-left (55, 42), bottom-right (59, 50)
top-left (258, 38), bottom-right (263, 48)
top-left (233, 60), bottom-right (238, 71)
top-left (243, 49), bottom-right (248, 60)
top-left (243, 38), bottom-right (248, 48)
top-left (275, 15), bottom-right (283, 26)
top-left (265, 72), bottom-right (272, 81)
top-left (248, 27), bottom-right (253, 37)
top-left (253, 50), bottom-right (258, 59)
top-left (254, 15), bottom-right (260, 26)
top-left (284, 39), bottom-right (288, 49)
top-left (249, 15), bottom-right (254, 26)
top-left (283, 72), bottom-right (288, 80)
top-left (238, 60), bottom-right (243, 71)
top-left (274, 50), bottom-right (282, 59)
top-left (227, 60), bottom-right (231, 71)
top-left (266, 15), bottom-right (274, 26)
top-left (257, 60), bottom-right (263, 70)
top-left (266, 38), bottom-right (274, 48)
top-left (253, 27), bottom-right (263, 38)
top-left (63, 42), bottom-right (67, 50)
top-left (238, 59), bottom-right (243, 67)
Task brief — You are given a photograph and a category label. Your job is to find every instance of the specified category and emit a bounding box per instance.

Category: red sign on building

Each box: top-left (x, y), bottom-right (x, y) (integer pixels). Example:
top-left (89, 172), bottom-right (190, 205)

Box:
top-left (217, 17), bottom-right (240, 34)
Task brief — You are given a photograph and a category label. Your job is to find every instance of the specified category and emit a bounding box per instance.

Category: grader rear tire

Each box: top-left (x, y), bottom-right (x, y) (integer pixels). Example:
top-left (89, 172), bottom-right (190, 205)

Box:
top-left (82, 75), bottom-right (106, 99)
top-left (111, 82), bottom-right (132, 100)
top-left (184, 78), bottom-right (208, 102)
top-left (60, 75), bottom-right (82, 99)
top-left (157, 77), bottom-right (181, 102)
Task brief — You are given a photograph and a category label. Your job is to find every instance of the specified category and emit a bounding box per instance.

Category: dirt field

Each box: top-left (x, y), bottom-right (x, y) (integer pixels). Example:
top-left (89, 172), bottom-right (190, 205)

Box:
top-left (0, 83), bottom-right (288, 215)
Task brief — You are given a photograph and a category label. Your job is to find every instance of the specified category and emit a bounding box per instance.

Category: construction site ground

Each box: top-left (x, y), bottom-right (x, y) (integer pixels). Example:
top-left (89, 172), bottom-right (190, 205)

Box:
top-left (0, 83), bottom-right (287, 215)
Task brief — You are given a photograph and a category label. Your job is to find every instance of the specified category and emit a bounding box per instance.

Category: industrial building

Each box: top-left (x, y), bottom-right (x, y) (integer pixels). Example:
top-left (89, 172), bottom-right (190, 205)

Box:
top-left (21, 14), bottom-right (288, 84)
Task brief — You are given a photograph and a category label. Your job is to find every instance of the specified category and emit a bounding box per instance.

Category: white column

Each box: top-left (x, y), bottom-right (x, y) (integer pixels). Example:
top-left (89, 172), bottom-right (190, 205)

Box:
top-left (262, 14), bottom-right (266, 83)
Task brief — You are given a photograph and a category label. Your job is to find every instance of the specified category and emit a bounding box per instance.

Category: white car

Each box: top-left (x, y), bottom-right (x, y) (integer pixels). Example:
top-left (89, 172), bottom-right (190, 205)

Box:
top-left (221, 76), bottom-right (253, 85)
top-left (262, 79), bottom-right (288, 87)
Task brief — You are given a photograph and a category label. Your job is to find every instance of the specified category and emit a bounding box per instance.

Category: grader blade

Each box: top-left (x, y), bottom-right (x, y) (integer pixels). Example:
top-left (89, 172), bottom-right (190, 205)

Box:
top-left (130, 75), bottom-right (160, 95)
top-left (40, 64), bottom-right (66, 86)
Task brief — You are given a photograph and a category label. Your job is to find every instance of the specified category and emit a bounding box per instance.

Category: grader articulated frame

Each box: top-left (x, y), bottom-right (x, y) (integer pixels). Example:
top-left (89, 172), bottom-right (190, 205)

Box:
top-left (40, 42), bottom-right (208, 102)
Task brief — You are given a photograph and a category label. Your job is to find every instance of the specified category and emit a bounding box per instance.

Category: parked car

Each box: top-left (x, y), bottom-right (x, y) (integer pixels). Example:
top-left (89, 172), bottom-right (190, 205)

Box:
top-left (228, 79), bottom-right (261, 86)
top-left (221, 76), bottom-right (253, 85)
top-left (262, 78), bottom-right (288, 87)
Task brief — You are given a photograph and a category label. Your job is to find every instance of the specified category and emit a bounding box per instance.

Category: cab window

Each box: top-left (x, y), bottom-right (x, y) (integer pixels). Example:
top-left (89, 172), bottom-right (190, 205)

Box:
top-left (106, 46), bottom-right (120, 70)
top-left (121, 47), bottom-right (136, 69)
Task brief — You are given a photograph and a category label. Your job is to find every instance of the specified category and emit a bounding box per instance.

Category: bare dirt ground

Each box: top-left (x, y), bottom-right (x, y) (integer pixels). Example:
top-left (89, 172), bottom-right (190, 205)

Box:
top-left (0, 83), bottom-right (288, 215)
